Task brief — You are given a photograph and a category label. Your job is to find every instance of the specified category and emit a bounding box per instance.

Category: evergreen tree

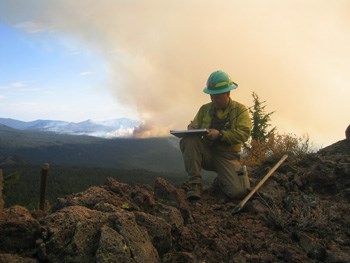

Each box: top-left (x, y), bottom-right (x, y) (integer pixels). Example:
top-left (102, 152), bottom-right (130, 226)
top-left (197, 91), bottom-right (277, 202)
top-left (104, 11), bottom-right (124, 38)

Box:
top-left (249, 92), bottom-right (276, 142)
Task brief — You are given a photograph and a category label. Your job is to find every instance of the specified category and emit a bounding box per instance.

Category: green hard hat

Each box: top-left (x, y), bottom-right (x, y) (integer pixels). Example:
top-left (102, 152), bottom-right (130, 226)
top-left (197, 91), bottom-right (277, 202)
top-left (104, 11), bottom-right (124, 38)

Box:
top-left (203, 70), bottom-right (238, 94)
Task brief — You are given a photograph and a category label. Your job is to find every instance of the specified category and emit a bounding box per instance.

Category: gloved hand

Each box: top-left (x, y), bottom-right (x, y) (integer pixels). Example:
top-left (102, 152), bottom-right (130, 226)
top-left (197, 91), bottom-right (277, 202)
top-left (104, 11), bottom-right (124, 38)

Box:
top-left (187, 121), bottom-right (198, 130)
top-left (207, 129), bottom-right (221, 140)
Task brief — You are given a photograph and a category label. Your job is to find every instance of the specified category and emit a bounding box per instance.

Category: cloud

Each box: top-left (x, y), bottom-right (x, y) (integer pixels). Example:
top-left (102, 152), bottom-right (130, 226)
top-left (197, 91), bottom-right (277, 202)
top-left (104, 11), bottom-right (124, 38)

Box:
top-left (79, 71), bottom-right (96, 76)
top-left (15, 21), bottom-right (54, 34)
top-left (10, 81), bottom-right (28, 88)
top-left (0, 81), bottom-right (31, 89)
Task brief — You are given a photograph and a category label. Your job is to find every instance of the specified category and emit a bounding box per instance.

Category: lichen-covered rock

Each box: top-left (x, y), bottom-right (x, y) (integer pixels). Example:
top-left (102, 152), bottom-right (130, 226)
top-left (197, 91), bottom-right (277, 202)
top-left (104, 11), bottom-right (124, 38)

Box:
top-left (134, 211), bottom-right (172, 256)
top-left (95, 225), bottom-right (133, 263)
top-left (154, 177), bottom-right (193, 223)
top-left (41, 205), bottom-right (160, 263)
top-left (153, 203), bottom-right (184, 233)
top-left (0, 206), bottom-right (41, 254)
top-left (53, 186), bottom-right (126, 211)
top-left (107, 211), bottom-right (160, 262)
top-left (154, 177), bottom-right (186, 206)
top-left (42, 205), bottom-right (107, 263)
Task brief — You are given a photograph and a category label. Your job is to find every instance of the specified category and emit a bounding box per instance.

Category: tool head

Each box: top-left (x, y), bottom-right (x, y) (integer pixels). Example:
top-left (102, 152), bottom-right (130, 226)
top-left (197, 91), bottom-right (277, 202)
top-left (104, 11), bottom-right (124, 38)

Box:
top-left (231, 205), bottom-right (243, 215)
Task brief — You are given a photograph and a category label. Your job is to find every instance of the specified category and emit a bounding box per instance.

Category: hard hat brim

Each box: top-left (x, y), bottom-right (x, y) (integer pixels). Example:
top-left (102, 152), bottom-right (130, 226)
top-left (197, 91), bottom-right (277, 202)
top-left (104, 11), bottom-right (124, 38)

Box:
top-left (203, 83), bottom-right (237, 94)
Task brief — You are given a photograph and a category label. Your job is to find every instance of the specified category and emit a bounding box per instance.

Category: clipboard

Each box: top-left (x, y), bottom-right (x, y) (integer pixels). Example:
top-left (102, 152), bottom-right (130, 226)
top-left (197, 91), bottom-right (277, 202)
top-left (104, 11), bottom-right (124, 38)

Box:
top-left (170, 129), bottom-right (209, 138)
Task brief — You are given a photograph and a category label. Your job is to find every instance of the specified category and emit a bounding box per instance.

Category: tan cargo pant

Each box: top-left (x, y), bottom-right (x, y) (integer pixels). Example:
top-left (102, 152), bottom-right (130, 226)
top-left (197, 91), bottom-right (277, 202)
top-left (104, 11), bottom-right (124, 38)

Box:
top-left (180, 135), bottom-right (250, 199)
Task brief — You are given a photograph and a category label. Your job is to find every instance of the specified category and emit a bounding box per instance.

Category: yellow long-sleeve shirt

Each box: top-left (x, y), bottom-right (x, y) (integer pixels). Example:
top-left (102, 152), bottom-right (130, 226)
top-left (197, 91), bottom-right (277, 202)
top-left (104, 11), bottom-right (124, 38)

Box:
top-left (192, 99), bottom-right (251, 153)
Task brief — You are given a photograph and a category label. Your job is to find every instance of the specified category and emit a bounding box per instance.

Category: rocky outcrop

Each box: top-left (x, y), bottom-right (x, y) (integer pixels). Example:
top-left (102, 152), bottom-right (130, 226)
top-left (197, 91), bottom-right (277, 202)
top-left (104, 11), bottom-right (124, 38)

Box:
top-left (346, 124), bottom-right (350, 139)
top-left (0, 206), bottom-right (41, 262)
top-left (36, 178), bottom-right (188, 263)
top-left (0, 140), bottom-right (349, 262)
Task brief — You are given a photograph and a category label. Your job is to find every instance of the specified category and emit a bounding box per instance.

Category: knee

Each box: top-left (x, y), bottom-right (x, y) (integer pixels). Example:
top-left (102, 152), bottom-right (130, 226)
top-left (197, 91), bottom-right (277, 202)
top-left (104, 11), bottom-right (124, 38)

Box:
top-left (220, 183), bottom-right (248, 200)
top-left (218, 174), bottom-right (250, 200)
top-left (180, 136), bottom-right (202, 152)
top-left (224, 188), bottom-right (248, 200)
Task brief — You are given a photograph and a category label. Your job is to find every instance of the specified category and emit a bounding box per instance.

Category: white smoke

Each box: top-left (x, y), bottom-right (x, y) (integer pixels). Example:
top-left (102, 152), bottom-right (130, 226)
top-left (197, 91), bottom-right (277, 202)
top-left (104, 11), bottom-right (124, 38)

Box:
top-left (1, 0), bottom-right (349, 143)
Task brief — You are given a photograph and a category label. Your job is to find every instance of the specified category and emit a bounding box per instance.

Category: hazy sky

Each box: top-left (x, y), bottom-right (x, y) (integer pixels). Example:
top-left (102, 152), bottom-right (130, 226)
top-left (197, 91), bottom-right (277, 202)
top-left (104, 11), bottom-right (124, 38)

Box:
top-left (0, 0), bottom-right (349, 146)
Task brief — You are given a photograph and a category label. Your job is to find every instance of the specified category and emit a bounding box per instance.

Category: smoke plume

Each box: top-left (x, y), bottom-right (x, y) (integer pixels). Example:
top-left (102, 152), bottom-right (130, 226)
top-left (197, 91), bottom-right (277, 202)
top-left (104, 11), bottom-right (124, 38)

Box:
top-left (1, 0), bottom-right (350, 143)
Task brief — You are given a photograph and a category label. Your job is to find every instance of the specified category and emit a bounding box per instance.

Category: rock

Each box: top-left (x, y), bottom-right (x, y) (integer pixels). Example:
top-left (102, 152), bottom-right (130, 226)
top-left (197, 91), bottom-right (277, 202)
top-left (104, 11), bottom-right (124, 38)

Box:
top-left (0, 206), bottom-right (41, 254)
top-left (318, 139), bottom-right (350, 156)
top-left (346, 124), bottom-right (350, 139)
top-left (95, 225), bottom-right (134, 263)
top-left (131, 186), bottom-right (157, 212)
top-left (105, 177), bottom-right (133, 197)
top-left (42, 205), bottom-right (107, 262)
top-left (42, 205), bottom-right (160, 262)
top-left (302, 155), bottom-right (350, 195)
top-left (154, 177), bottom-right (193, 223)
top-left (96, 214), bottom-right (162, 263)
top-left (0, 253), bottom-right (38, 263)
top-left (53, 186), bottom-right (124, 211)
top-left (107, 210), bottom-right (160, 262)
top-left (134, 211), bottom-right (172, 256)
top-left (154, 177), bottom-right (186, 206)
top-left (154, 203), bottom-right (184, 233)
top-left (162, 251), bottom-right (196, 263)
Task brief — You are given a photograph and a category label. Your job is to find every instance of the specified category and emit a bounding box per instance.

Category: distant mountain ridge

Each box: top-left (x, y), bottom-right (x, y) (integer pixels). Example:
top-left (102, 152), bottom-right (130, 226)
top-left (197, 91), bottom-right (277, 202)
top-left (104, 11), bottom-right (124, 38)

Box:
top-left (0, 123), bottom-right (183, 173)
top-left (0, 117), bottom-right (141, 137)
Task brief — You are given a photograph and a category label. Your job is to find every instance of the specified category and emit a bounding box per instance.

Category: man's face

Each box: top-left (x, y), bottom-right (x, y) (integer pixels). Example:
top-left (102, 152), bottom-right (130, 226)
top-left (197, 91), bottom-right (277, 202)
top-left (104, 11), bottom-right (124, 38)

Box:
top-left (210, 92), bottom-right (230, 110)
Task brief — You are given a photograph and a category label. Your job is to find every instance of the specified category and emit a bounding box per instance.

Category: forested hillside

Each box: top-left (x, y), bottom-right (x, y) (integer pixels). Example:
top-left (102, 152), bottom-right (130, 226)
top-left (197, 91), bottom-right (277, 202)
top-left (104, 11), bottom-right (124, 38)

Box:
top-left (0, 124), bottom-right (103, 147)
top-left (2, 165), bottom-right (190, 209)
top-left (0, 125), bottom-right (183, 172)
top-left (0, 124), bottom-right (192, 209)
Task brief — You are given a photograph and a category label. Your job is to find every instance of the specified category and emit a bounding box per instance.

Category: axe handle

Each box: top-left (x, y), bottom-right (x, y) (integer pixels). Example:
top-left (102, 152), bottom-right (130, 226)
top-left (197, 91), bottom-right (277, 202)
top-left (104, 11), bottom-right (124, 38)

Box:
top-left (237, 154), bottom-right (288, 210)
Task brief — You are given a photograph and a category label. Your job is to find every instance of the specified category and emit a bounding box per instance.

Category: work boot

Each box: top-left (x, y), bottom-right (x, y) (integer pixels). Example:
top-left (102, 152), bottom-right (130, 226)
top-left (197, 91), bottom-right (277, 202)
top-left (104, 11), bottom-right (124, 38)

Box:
top-left (186, 183), bottom-right (202, 201)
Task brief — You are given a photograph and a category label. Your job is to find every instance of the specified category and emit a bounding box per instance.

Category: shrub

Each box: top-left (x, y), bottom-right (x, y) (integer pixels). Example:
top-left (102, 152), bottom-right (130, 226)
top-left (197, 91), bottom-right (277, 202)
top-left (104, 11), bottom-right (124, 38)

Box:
top-left (243, 132), bottom-right (316, 166)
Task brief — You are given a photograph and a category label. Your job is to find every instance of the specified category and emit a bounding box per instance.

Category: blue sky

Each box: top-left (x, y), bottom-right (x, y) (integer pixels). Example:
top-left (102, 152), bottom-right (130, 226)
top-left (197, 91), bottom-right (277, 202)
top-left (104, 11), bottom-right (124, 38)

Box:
top-left (0, 1), bottom-right (349, 145)
top-left (0, 21), bottom-right (136, 122)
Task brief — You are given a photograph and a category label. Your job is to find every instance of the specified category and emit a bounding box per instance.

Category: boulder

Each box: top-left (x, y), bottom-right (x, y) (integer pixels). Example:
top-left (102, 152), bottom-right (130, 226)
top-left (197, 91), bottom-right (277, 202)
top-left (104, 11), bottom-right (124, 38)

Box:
top-left (154, 177), bottom-right (193, 223)
top-left (0, 206), bottom-right (41, 254)
top-left (41, 205), bottom-right (160, 263)
top-left (134, 211), bottom-right (172, 256)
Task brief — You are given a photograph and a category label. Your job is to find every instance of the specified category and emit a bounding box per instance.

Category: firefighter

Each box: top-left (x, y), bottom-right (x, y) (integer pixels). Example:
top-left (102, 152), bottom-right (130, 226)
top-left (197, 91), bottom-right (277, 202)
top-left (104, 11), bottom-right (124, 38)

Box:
top-left (180, 70), bottom-right (251, 201)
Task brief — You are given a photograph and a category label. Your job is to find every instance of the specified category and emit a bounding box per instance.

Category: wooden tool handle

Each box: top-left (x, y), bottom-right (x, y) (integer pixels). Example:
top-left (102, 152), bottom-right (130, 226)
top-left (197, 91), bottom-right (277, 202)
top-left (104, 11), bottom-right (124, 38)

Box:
top-left (236, 154), bottom-right (288, 211)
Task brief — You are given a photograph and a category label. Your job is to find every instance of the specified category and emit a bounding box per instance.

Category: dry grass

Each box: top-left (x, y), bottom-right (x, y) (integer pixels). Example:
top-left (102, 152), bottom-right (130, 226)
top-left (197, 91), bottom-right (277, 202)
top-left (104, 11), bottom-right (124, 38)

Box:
top-left (243, 133), bottom-right (316, 167)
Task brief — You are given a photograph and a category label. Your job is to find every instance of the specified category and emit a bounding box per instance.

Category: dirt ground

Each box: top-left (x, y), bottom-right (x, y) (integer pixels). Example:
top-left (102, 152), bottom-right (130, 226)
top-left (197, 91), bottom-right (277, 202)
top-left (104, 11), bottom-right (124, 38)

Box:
top-left (167, 140), bottom-right (349, 262)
